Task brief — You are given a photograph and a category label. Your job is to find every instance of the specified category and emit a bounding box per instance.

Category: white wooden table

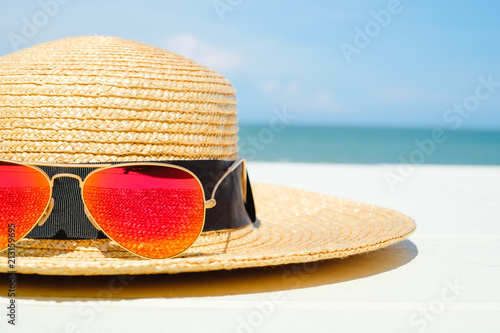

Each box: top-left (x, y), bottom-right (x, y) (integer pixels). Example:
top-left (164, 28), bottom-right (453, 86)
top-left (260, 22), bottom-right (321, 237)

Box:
top-left (1, 162), bottom-right (499, 333)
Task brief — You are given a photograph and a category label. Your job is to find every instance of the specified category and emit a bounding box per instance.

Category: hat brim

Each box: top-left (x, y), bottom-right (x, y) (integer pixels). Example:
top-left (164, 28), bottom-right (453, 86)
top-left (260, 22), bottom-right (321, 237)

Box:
top-left (0, 183), bottom-right (415, 275)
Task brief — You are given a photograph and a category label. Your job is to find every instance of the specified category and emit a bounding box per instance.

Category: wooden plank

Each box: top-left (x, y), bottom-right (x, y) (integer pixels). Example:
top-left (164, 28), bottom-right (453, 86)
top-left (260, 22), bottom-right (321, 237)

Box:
top-left (1, 163), bottom-right (499, 332)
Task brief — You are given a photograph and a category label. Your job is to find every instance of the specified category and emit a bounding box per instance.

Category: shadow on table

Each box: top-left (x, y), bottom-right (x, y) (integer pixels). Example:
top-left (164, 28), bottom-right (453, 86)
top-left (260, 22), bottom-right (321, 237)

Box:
top-left (0, 240), bottom-right (417, 300)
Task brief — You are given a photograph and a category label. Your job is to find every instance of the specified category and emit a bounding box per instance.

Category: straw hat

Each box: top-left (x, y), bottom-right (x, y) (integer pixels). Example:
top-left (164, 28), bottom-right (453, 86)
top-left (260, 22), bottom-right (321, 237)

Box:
top-left (0, 36), bottom-right (415, 275)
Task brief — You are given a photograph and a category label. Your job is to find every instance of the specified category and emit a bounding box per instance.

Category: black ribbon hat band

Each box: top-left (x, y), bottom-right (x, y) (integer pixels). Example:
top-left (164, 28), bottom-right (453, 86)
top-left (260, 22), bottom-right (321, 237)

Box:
top-left (27, 160), bottom-right (256, 240)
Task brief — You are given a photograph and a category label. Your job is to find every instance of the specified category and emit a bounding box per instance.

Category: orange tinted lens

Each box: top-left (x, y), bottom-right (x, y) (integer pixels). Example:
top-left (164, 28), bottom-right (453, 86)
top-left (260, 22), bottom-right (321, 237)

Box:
top-left (82, 165), bottom-right (205, 259)
top-left (0, 162), bottom-right (51, 251)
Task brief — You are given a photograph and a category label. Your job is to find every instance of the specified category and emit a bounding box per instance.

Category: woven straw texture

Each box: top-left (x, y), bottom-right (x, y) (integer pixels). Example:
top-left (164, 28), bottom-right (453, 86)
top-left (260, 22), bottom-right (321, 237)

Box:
top-left (0, 36), bottom-right (238, 163)
top-left (0, 36), bottom-right (416, 275)
top-left (0, 183), bottom-right (415, 275)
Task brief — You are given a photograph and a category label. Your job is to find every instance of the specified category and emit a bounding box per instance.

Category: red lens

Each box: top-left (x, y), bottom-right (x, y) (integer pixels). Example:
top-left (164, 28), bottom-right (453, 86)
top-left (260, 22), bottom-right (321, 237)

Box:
top-left (82, 164), bottom-right (205, 259)
top-left (0, 162), bottom-right (51, 251)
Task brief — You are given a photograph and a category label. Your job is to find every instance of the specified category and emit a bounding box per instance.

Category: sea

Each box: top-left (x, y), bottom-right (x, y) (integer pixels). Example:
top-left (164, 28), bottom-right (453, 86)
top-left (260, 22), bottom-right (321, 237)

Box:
top-left (237, 125), bottom-right (500, 165)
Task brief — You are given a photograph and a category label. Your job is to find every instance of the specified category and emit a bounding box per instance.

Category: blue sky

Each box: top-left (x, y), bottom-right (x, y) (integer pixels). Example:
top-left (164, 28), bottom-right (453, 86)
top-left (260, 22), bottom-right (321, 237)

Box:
top-left (1, 0), bottom-right (499, 129)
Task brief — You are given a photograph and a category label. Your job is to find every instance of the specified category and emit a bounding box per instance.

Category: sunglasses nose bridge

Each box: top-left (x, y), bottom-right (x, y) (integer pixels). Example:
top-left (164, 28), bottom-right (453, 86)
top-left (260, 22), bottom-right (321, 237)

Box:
top-left (51, 173), bottom-right (84, 186)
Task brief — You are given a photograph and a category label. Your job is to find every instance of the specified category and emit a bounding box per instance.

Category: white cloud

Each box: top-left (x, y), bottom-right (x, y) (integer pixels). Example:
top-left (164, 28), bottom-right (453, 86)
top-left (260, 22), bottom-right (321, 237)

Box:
top-left (374, 86), bottom-right (457, 105)
top-left (309, 90), bottom-right (340, 112)
top-left (260, 80), bottom-right (279, 93)
top-left (164, 34), bottom-right (244, 72)
top-left (260, 80), bottom-right (340, 113)
top-left (285, 81), bottom-right (302, 95)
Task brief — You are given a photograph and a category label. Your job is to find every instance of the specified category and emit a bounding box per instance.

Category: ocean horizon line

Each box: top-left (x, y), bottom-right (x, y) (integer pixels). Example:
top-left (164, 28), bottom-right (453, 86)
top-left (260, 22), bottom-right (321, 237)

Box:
top-left (237, 125), bottom-right (500, 165)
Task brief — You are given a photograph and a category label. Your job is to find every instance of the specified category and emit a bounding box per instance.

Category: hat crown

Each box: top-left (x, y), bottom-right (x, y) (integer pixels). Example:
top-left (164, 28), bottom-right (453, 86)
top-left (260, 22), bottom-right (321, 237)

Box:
top-left (0, 36), bottom-right (239, 163)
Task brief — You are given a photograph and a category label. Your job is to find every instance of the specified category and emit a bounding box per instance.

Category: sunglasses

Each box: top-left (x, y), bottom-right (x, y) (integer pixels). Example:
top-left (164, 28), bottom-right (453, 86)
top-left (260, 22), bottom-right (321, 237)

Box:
top-left (0, 158), bottom-right (247, 259)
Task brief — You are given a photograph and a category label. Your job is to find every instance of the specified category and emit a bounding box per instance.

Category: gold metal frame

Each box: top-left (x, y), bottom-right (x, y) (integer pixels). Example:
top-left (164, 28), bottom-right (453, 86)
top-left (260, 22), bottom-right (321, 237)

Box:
top-left (0, 158), bottom-right (246, 259)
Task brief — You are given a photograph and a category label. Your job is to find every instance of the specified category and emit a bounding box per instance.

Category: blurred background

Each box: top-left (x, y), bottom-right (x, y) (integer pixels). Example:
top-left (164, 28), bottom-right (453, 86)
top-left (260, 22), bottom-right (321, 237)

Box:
top-left (1, 0), bottom-right (499, 163)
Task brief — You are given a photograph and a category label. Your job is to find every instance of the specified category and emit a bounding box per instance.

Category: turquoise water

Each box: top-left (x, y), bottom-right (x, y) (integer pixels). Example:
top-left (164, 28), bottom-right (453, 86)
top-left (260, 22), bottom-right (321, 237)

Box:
top-left (237, 125), bottom-right (500, 164)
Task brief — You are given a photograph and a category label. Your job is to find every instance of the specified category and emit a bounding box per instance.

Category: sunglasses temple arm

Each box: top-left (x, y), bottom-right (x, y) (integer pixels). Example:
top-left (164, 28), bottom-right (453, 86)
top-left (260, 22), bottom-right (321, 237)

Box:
top-left (205, 158), bottom-right (246, 209)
